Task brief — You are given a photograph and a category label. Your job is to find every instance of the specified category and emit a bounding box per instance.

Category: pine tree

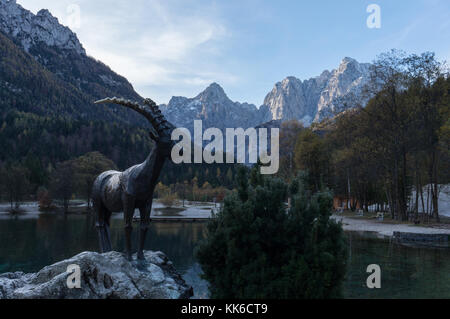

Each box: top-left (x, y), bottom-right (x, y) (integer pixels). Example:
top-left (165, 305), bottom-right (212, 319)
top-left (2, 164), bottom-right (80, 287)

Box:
top-left (196, 171), bottom-right (348, 299)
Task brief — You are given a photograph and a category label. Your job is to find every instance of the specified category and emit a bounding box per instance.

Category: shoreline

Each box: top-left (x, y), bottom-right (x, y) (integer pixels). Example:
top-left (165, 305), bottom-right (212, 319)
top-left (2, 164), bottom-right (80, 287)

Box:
top-left (332, 215), bottom-right (450, 238)
top-left (2, 202), bottom-right (449, 239)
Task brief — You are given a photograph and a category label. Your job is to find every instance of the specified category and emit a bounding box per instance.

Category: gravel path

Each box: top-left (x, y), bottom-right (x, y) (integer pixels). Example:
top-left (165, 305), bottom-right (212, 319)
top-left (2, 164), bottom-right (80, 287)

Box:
top-left (332, 215), bottom-right (450, 237)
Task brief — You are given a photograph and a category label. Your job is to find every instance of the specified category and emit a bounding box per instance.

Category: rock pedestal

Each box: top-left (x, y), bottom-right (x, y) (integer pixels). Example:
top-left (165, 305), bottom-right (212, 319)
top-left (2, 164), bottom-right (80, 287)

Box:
top-left (0, 251), bottom-right (193, 299)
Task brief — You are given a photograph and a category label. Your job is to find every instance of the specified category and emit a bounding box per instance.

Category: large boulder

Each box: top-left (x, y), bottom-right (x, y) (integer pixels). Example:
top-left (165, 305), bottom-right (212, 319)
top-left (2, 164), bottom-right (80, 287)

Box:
top-left (0, 251), bottom-right (193, 299)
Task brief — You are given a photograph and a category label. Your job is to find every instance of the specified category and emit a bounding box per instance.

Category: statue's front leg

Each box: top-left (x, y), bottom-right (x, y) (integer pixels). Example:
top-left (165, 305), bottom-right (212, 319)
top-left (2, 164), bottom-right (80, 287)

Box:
top-left (123, 193), bottom-right (135, 261)
top-left (137, 199), bottom-right (152, 261)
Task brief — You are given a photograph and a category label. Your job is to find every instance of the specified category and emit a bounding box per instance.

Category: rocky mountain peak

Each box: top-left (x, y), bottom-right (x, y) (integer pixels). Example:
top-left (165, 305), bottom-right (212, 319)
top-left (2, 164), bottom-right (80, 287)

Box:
top-left (282, 76), bottom-right (299, 84)
top-left (37, 8), bottom-right (52, 17)
top-left (162, 83), bottom-right (268, 132)
top-left (341, 56), bottom-right (357, 64)
top-left (337, 56), bottom-right (369, 75)
top-left (314, 58), bottom-right (371, 122)
top-left (318, 70), bottom-right (332, 83)
top-left (261, 57), bottom-right (371, 125)
top-left (206, 82), bottom-right (224, 92)
top-left (264, 76), bottom-right (305, 121)
top-left (196, 82), bottom-right (228, 102)
top-left (0, 0), bottom-right (373, 131)
top-left (0, 0), bottom-right (85, 54)
top-left (0, 1), bottom-right (145, 127)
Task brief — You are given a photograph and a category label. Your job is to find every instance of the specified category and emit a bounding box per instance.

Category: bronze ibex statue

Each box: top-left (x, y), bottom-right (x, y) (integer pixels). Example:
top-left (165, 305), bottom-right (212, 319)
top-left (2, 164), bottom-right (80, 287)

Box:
top-left (92, 97), bottom-right (175, 261)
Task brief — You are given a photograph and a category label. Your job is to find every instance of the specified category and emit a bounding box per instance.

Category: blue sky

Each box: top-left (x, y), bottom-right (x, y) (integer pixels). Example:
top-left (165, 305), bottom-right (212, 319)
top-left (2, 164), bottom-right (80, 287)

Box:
top-left (17, 0), bottom-right (450, 105)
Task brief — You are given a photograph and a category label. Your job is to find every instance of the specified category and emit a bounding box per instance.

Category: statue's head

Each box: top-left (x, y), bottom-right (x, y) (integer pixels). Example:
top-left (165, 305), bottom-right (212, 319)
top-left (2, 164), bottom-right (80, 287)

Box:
top-left (94, 97), bottom-right (176, 157)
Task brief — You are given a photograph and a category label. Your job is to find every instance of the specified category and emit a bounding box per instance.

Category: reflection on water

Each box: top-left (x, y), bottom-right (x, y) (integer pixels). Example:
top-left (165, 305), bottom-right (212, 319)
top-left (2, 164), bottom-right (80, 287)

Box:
top-left (0, 214), bottom-right (448, 299)
top-left (0, 213), bottom-right (209, 298)
top-left (344, 231), bottom-right (450, 299)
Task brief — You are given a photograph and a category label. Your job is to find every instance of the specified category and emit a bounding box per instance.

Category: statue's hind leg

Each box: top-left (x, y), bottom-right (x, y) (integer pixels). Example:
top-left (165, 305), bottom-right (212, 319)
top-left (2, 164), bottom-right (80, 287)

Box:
top-left (103, 209), bottom-right (112, 251)
top-left (123, 193), bottom-right (135, 261)
top-left (95, 202), bottom-right (112, 253)
top-left (137, 200), bottom-right (152, 260)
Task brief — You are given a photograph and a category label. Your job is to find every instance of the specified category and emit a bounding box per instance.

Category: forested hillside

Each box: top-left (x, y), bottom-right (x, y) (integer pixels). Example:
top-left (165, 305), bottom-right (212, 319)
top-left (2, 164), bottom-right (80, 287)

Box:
top-left (0, 30), bottom-right (153, 173)
top-left (0, 29), bottom-right (239, 208)
top-left (0, 31), bottom-right (89, 117)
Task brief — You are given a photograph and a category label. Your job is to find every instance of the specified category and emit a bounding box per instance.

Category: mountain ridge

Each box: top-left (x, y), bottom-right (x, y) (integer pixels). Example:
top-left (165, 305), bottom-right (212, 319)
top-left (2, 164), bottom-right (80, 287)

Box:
top-left (0, 0), bottom-right (145, 126)
top-left (162, 57), bottom-right (372, 130)
top-left (0, 0), bottom-right (85, 54)
top-left (0, 0), bottom-right (372, 131)
top-left (161, 82), bottom-right (271, 132)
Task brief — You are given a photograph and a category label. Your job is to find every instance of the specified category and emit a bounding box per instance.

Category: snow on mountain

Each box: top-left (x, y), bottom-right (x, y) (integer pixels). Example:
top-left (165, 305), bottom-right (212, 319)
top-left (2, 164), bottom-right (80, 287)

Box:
top-left (263, 57), bottom-right (371, 125)
top-left (314, 57), bottom-right (371, 122)
top-left (162, 83), bottom-right (270, 132)
top-left (263, 71), bottom-right (331, 124)
top-left (0, 0), bottom-right (373, 130)
top-left (162, 56), bottom-right (372, 131)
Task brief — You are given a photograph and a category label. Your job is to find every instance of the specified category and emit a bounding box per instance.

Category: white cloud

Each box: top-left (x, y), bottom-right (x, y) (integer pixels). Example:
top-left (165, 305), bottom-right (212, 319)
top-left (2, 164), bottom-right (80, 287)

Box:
top-left (17, 0), bottom-right (235, 103)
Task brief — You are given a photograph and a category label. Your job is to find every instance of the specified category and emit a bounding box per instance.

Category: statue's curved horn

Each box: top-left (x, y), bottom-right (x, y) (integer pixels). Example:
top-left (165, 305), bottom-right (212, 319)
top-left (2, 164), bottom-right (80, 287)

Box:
top-left (95, 97), bottom-right (174, 139)
top-left (94, 97), bottom-right (154, 123)
top-left (94, 97), bottom-right (160, 140)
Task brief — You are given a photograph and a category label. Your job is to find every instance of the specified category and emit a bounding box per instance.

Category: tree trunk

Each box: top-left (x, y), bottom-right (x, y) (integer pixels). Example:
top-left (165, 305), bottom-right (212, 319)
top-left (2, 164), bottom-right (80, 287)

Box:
top-left (398, 151), bottom-right (408, 221)
top-left (64, 198), bottom-right (69, 214)
top-left (346, 169), bottom-right (351, 210)
top-left (86, 189), bottom-right (91, 209)
top-left (431, 183), bottom-right (440, 222)
top-left (419, 183), bottom-right (425, 222)
top-left (385, 186), bottom-right (394, 219)
top-left (430, 150), bottom-right (440, 222)
top-left (414, 165), bottom-right (419, 221)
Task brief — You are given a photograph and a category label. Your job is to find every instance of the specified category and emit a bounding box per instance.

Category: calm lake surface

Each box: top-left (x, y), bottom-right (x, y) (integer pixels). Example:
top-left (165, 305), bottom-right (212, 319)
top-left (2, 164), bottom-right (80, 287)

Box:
top-left (0, 213), bottom-right (448, 299)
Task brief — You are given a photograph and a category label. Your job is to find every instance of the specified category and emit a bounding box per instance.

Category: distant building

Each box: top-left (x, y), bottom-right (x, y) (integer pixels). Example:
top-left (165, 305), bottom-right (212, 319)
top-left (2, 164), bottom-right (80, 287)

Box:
top-left (333, 195), bottom-right (361, 211)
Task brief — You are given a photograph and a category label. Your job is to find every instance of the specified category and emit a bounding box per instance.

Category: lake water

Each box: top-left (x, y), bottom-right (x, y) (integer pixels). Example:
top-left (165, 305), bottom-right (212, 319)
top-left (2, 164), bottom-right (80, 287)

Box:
top-left (0, 213), bottom-right (448, 299)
